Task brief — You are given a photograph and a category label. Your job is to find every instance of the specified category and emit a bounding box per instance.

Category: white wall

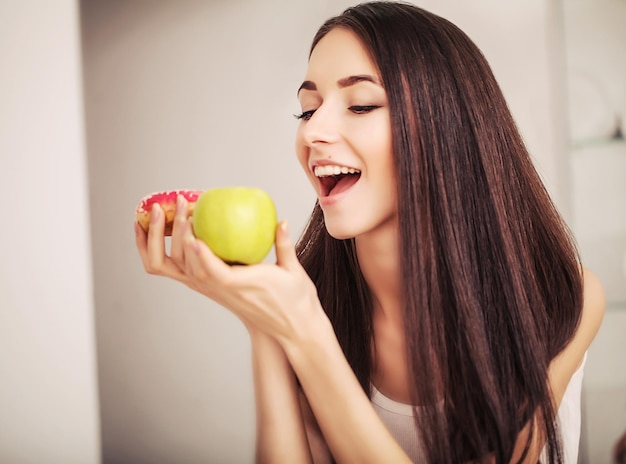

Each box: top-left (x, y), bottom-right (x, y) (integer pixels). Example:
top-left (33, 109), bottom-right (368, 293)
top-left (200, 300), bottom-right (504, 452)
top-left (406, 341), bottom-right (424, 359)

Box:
top-left (565, 0), bottom-right (626, 304)
top-left (406, 0), bottom-right (571, 218)
top-left (563, 1), bottom-right (626, 462)
top-left (81, 1), bottom-right (570, 462)
top-left (0, 1), bottom-right (101, 463)
top-left (582, 310), bottom-right (626, 464)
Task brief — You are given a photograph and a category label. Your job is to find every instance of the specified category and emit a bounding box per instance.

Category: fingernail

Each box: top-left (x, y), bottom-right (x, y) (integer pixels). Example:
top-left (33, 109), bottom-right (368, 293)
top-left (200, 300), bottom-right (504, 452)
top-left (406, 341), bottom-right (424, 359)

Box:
top-left (151, 204), bottom-right (160, 224)
top-left (278, 221), bottom-right (290, 243)
top-left (177, 194), bottom-right (185, 210)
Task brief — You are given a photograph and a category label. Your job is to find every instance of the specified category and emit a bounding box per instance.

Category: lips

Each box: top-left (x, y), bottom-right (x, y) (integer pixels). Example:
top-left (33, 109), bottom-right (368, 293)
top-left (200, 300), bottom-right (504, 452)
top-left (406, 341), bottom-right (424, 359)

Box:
top-left (313, 164), bottom-right (361, 197)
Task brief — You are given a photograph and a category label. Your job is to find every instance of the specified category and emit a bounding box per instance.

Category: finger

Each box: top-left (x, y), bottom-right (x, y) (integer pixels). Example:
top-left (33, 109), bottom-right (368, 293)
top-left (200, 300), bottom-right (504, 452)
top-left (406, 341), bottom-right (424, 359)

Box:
top-left (274, 220), bottom-right (300, 272)
top-left (145, 204), bottom-right (187, 281)
top-left (183, 219), bottom-right (233, 283)
top-left (134, 220), bottom-right (149, 263)
top-left (169, 194), bottom-right (188, 268)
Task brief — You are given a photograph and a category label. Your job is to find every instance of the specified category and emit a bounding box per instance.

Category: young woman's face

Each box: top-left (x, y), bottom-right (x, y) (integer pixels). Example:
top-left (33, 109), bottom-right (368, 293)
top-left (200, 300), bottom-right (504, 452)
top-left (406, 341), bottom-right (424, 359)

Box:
top-left (295, 27), bottom-right (397, 240)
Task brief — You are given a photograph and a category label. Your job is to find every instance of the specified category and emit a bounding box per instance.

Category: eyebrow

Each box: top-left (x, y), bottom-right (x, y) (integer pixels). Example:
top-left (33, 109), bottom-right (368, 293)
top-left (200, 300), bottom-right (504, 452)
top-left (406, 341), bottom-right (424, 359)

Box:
top-left (297, 74), bottom-right (381, 95)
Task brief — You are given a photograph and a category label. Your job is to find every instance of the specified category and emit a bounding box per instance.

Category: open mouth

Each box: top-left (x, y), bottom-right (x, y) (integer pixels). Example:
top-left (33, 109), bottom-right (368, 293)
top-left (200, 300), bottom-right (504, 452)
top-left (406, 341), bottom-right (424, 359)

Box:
top-left (314, 165), bottom-right (361, 197)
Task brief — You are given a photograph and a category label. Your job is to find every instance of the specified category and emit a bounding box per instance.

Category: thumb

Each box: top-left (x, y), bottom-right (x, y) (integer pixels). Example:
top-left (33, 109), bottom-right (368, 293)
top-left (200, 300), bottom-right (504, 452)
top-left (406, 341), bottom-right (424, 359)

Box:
top-left (275, 220), bottom-right (300, 271)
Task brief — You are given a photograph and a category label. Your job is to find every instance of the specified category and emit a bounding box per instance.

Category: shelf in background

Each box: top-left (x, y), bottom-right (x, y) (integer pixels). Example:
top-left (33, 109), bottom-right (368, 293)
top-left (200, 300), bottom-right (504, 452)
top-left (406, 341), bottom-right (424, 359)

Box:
top-left (607, 301), bottom-right (626, 312)
top-left (571, 136), bottom-right (626, 152)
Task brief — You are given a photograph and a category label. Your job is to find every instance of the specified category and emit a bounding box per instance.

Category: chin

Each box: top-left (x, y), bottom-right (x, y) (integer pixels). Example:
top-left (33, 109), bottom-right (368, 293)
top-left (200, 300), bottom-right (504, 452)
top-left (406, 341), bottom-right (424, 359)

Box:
top-left (325, 228), bottom-right (355, 241)
top-left (322, 206), bottom-right (398, 242)
top-left (322, 214), bottom-right (359, 241)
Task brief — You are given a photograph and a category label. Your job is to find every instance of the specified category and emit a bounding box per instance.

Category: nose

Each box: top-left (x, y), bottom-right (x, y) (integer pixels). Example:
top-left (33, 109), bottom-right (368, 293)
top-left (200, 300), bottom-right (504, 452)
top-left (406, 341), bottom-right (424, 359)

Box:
top-left (299, 104), bottom-right (340, 146)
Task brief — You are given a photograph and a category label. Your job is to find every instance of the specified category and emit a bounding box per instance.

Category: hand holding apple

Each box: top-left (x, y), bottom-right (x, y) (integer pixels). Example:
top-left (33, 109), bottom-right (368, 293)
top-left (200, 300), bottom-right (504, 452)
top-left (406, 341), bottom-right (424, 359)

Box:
top-left (135, 186), bottom-right (330, 347)
top-left (135, 187), bottom-right (278, 265)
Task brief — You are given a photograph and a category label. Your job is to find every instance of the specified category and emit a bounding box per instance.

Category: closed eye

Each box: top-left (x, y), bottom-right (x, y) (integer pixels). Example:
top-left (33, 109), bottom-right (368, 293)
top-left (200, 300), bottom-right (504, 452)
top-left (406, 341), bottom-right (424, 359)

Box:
top-left (294, 109), bottom-right (316, 121)
top-left (349, 105), bottom-right (381, 114)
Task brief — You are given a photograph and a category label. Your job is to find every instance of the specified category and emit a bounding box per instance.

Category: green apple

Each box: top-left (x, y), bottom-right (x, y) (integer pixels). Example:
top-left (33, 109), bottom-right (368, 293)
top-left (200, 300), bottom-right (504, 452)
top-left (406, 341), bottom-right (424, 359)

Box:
top-left (192, 187), bottom-right (277, 265)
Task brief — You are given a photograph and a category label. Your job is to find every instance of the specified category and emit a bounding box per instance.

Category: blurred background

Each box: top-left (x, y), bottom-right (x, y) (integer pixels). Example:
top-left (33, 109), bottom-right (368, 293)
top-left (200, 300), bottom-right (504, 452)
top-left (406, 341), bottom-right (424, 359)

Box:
top-left (1, 0), bottom-right (624, 462)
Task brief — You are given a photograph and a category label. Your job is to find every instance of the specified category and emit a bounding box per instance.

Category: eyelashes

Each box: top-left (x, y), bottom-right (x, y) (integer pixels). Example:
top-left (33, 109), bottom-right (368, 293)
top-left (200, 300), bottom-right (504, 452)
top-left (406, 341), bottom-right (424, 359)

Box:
top-left (294, 110), bottom-right (315, 121)
top-left (294, 105), bottom-right (381, 121)
top-left (349, 105), bottom-right (381, 114)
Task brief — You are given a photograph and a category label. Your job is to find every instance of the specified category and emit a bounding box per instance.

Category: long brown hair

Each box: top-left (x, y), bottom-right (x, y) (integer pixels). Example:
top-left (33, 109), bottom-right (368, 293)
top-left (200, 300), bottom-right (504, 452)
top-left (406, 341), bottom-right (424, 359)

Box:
top-left (296, 2), bottom-right (583, 463)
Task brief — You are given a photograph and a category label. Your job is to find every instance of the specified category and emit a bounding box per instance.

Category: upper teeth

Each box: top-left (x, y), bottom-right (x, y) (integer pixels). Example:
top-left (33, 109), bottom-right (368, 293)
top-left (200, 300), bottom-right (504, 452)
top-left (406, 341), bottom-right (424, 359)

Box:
top-left (314, 165), bottom-right (361, 177)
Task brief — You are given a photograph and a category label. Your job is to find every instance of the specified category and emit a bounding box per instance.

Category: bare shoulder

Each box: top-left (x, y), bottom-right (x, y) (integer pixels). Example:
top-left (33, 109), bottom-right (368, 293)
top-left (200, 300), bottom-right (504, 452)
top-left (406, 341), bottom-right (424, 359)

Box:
top-left (548, 267), bottom-right (605, 403)
top-left (577, 267), bottom-right (606, 350)
top-left (581, 267), bottom-right (606, 320)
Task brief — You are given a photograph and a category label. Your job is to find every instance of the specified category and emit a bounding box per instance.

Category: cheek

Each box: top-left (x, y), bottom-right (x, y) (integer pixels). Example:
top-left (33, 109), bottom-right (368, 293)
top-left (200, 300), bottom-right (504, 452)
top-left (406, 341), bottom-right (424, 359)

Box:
top-left (294, 129), bottom-right (313, 180)
top-left (376, 123), bottom-right (394, 175)
top-left (370, 129), bottom-right (396, 196)
top-left (352, 113), bottom-right (392, 155)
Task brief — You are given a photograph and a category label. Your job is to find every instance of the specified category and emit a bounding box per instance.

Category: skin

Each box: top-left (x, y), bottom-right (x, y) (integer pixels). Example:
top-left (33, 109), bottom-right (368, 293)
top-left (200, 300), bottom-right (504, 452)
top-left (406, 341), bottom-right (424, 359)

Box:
top-left (135, 28), bottom-right (605, 463)
top-left (295, 28), bottom-right (398, 242)
top-left (295, 28), bottom-right (409, 404)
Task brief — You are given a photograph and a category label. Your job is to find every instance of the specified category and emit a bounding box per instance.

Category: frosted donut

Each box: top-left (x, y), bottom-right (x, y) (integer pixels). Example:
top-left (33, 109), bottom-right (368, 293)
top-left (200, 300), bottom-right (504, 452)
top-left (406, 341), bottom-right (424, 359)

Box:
top-left (135, 189), bottom-right (203, 236)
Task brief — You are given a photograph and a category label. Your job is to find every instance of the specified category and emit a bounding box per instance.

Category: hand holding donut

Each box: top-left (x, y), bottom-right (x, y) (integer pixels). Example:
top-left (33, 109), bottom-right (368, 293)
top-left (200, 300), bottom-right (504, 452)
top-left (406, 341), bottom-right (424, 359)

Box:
top-left (134, 189), bottom-right (328, 344)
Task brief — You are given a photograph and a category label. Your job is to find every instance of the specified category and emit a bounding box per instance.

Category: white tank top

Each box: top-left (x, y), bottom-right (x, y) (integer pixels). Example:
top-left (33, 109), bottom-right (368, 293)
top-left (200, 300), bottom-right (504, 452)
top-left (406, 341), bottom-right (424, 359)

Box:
top-left (371, 352), bottom-right (587, 463)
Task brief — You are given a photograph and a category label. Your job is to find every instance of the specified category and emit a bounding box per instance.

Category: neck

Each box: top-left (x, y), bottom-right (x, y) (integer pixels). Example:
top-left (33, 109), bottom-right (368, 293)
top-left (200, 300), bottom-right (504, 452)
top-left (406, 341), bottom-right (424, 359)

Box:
top-left (355, 220), bottom-right (402, 324)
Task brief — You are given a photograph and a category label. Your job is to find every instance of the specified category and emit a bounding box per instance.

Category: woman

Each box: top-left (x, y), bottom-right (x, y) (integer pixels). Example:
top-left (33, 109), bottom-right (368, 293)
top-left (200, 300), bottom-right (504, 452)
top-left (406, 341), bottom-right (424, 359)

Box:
top-left (135, 2), bottom-right (605, 463)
